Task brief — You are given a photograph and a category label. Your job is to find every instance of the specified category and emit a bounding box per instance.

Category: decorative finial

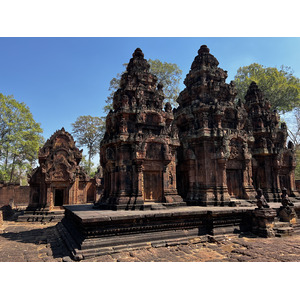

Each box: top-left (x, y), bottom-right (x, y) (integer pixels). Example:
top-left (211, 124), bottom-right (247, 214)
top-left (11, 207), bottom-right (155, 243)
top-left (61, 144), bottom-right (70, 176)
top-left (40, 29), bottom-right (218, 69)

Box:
top-left (133, 48), bottom-right (144, 58)
top-left (198, 45), bottom-right (210, 55)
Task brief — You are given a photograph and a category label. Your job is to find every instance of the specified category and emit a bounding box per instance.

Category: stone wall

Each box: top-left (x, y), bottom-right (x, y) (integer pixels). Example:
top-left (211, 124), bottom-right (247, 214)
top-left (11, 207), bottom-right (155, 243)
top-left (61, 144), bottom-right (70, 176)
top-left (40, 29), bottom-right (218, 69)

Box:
top-left (0, 184), bottom-right (30, 208)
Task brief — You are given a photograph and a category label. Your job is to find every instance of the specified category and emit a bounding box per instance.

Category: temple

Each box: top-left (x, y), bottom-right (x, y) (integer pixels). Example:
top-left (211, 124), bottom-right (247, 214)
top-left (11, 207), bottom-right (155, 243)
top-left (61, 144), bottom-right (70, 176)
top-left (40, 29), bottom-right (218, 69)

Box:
top-left (28, 128), bottom-right (93, 210)
top-left (174, 45), bottom-right (256, 206)
top-left (99, 48), bottom-right (183, 209)
top-left (99, 45), bottom-right (297, 208)
top-left (245, 81), bottom-right (298, 201)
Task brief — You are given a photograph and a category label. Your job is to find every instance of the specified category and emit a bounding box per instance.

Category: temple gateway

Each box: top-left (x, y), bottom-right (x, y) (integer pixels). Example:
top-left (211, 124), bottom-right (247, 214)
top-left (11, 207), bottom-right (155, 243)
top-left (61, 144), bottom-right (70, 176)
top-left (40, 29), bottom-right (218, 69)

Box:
top-left (98, 45), bottom-right (298, 209)
top-left (28, 128), bottom-right (93, 210)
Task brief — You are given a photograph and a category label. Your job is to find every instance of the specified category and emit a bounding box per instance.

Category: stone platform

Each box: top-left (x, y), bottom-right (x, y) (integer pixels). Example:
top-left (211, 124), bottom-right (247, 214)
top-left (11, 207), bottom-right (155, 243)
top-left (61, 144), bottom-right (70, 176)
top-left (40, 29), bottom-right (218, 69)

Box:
top-left (59, 203), bottom-right (283, 261)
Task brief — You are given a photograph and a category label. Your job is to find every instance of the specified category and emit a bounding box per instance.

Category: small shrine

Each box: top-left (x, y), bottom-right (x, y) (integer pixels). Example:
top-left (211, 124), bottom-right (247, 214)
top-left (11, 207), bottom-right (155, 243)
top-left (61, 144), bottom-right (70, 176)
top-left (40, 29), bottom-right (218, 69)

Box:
top-left (99, 48), bottom-right (183, 209)
top-left (28, 128), bottom-right (91, 210)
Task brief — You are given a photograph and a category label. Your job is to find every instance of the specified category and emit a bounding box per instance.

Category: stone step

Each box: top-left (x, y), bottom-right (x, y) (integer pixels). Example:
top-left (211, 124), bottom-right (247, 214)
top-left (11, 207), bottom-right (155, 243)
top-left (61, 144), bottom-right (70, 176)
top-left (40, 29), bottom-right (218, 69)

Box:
top-left (274, 221), bottom-right (291, 228)
top-left (229, 198), bottom-right (254, 207)
top-left (275, 226), bottom-right (294, 237)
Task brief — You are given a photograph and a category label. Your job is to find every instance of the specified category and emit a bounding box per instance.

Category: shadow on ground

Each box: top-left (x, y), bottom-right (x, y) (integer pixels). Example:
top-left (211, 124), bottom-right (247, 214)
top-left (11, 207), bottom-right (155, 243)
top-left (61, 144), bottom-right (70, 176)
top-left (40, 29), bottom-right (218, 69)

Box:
top-left (0, 223), bottom-right (71, 259)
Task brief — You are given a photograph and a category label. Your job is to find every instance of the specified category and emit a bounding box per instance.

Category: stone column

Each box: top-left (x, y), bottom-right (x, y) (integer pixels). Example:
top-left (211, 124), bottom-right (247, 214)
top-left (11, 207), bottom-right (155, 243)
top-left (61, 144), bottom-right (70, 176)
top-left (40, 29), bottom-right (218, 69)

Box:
top-left (135, 163), bottom-right (144, 204)
top-left (217, 159), bottom-right (230, 205)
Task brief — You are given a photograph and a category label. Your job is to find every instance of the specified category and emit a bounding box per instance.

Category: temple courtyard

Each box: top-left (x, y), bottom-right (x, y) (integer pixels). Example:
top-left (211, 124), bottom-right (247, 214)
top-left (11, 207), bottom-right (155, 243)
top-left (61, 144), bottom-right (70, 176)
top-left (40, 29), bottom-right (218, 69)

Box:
top-left (1, 219), bottom-right (300, 262)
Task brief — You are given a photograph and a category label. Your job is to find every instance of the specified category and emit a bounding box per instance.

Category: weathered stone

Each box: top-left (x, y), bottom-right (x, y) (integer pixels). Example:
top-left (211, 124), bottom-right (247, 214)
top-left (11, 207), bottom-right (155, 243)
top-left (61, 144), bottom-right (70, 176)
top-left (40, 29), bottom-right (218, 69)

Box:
top-left (98, 48), bottom-right (183, 209)
top-left (28, 128), bottom-right (93, 210)
top-left (174, 45), bottom-right (256, 206)
top-left (174, 45), bottom-right (297, 206)
top-left (252, 208), bottom-right (277, 237)
top-left (245, 82), bottom-right (298, 201)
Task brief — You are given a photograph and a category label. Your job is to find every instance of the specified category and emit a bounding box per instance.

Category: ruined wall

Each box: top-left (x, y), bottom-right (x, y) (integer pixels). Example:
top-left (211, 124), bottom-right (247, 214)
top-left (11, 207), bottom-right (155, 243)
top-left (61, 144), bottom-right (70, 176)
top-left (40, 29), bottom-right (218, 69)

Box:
top-left (0, 184), bottom-right (30, 208)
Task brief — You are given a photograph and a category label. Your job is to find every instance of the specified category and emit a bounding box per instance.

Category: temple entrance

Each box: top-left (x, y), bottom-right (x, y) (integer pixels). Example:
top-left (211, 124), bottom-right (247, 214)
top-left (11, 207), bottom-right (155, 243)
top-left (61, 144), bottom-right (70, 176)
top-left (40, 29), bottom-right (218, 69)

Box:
top-left (143, 171), bottom-right (162, 202)
top-left (226, 169), bottom-right (243, 198)
top-left (54, 189), bottom-right (64, 206)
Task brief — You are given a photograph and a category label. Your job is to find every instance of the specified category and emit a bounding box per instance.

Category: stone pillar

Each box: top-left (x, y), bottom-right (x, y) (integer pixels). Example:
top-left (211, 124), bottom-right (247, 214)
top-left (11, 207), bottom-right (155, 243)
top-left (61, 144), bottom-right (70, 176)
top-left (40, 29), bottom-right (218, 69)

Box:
top-left (133, 163), bottom-right (144, 204)
top-left (216, 158), bottom-right (229, 204)
top-left (47, 186), bottom-right (53, 210)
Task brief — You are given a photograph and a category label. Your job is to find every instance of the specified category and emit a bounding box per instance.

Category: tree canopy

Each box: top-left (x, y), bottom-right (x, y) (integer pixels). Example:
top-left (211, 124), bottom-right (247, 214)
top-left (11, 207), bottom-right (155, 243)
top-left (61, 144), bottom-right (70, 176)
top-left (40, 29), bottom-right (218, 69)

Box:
top-left (0, 93), bottom-right (44, 183)
top-left (71, 115), bottom-right (105, 174)
top-left (103, 59), bottom-right (182, 114)
top-left (234, 63), bottom-right (300, 113)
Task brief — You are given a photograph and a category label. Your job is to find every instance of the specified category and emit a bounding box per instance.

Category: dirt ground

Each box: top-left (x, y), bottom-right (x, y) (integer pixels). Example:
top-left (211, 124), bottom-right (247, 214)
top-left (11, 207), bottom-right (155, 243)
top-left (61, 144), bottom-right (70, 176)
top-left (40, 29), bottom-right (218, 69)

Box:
top-left (1, 220), bottom-right (300, 262)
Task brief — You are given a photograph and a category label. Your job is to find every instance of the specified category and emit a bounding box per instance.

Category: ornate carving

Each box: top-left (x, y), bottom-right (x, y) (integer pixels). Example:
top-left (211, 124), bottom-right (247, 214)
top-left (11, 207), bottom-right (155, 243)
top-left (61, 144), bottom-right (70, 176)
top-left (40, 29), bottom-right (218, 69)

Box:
top-left (99, 48), bottom-right (183, 208)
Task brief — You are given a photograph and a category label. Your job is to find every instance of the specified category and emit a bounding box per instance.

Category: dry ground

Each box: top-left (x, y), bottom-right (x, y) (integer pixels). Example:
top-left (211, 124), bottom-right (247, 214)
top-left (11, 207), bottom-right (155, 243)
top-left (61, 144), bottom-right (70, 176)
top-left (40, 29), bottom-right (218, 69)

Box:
top-left (1, 221), bottom-right (300, 262)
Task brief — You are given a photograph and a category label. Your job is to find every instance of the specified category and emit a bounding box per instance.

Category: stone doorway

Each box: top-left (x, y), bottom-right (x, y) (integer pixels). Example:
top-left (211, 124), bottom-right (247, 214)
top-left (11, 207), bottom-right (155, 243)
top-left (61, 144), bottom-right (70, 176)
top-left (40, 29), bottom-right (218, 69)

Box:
top-left (54, 189), bottom-right (65, 207)
top-left (226, 169), bottom-right (243, 198)
top-left (143, 171), bottom-right (162, 202)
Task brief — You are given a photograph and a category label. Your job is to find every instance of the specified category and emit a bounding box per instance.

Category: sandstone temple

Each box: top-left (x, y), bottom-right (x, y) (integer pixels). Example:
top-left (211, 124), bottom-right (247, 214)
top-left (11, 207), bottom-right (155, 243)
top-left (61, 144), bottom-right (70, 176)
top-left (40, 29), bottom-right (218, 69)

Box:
top-left (28, 128), bottom-right (95, 210)
top-left (99, 48), bottom-right (183, 209)
top-left (98, 45), bottom-right (298, 209)
top-left (1, 45), bottom-right (297, 214)
top-left (1, 44), bottom-right (300, 261)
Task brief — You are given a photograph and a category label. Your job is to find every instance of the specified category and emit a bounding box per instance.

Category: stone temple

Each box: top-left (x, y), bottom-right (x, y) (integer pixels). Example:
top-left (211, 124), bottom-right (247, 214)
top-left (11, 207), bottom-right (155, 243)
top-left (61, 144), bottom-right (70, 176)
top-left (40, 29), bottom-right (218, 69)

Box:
top-left (99, 48), bottom-right (183, 209)
top-left (98, 45), bottom-right (297, 208)
top-left (28, 128), bottom-right (92, 210)
top-left (39, 46), bottom-right (300, 260)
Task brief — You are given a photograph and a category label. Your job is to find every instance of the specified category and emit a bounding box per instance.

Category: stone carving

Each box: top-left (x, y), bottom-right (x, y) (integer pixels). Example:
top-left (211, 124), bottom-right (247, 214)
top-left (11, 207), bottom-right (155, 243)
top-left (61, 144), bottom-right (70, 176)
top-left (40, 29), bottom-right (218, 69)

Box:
top-left (245, 81), bottom-right (298, 201)
top-left (28, 128), bottom-right (91, 209)
top-left (278, 187), bottom-right (297, 224)
top-left (255, 188), bottom-right (269, 209)
top-left (174, 45), bottom-right (256, 205)
top-left (97, 45), bottom-right (298, 209)
top-left (99, 48), bottom-right (183, 209)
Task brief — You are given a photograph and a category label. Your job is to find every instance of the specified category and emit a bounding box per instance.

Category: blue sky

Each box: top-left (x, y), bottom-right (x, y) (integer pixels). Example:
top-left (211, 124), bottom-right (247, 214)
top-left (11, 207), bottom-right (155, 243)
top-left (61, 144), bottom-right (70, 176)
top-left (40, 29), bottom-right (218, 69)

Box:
top-left (1, 37), bottom-right (300, 163)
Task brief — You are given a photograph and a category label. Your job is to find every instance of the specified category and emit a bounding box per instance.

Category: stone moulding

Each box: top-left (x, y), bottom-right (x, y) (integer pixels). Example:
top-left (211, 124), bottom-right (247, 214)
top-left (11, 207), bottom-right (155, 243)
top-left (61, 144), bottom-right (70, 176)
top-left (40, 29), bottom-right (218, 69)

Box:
top-left (59, 204), bottom-right (253, 260)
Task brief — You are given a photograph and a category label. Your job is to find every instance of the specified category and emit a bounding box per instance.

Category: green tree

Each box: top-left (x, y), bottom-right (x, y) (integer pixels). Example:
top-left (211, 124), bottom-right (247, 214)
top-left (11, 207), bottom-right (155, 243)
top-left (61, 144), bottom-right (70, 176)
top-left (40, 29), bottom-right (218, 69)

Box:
top-left (79, 154), bottom-right (98, 177)
top-left (103, 59), bottom-right (182, 114)
top-left (0, 93), bottom-right (44, 183)
top-left (148, 59), bottom-right (182, 106)
top-left (71, 115), bottom-right (105, 174)
top-left (234, 63), bottom-right (300, 113)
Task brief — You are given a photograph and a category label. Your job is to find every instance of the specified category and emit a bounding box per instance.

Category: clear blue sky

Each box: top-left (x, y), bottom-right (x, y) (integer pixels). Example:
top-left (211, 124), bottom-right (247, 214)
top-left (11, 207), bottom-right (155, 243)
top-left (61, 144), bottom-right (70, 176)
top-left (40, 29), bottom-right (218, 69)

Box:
top-left (1, 37), bottom-right (300, 163)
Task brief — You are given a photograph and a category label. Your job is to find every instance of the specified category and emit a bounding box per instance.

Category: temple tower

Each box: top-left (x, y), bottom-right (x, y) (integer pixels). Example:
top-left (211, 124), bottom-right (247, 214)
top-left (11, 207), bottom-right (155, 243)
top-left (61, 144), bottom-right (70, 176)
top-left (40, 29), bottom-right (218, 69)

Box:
top-left (99, 48), bottom-right (183, 209)
top-left (175, 45), bottom-right (256, 206)
top-left (245, 81), bottom-right (298, 200)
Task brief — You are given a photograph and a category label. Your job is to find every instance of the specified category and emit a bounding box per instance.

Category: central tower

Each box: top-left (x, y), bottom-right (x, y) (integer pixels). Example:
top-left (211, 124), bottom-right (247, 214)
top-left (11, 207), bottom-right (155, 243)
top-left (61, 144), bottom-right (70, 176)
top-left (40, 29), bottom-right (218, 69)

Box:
top-left (174, 45), bottom-right (256, 206)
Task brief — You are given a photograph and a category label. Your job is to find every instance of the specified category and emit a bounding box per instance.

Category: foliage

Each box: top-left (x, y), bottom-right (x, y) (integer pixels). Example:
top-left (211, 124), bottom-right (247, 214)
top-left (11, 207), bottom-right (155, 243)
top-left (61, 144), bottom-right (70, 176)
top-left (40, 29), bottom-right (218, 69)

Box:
top-left (79, 154), bottom-right (98, 177)
top-left (148, 59), bottom-right (182, 107)
top-left (234, 63), bottom-right (300, 113)
top-left (71, 115), bottom-right (105, 174)
top-left (0, 93), bottom-right (44, 183)
top-left (103, 59), bottom-right (182, 114)
top-left (295, 147), bottom-right (300, 180)
top-left (103, 64), bottom-right (127, 114)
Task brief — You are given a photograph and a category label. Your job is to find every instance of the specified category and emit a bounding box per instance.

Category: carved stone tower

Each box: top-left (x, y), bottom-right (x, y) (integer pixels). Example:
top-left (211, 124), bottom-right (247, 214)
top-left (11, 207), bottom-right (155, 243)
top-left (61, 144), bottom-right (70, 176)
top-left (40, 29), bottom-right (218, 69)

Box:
top-left (175, 45), bottom-right (256, 206)
top-left (99, 48), bottom-right (183, 209)
top-left (245, 81), bottom-right (298, 200)
top-left (28, 128), bottom-right (90, 210)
